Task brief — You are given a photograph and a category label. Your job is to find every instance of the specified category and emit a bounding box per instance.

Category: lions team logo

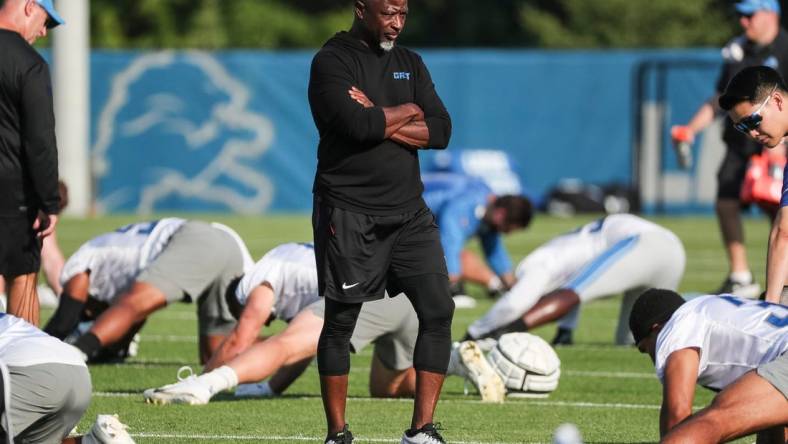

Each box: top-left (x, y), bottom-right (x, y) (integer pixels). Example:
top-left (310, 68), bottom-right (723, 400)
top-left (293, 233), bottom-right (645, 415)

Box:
top-left (93, 52), bottom-right (275, 214)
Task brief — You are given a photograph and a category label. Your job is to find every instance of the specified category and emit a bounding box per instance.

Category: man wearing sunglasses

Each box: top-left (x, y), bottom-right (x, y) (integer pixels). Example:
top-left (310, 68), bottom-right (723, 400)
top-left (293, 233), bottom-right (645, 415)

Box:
top-left (720, 65), bottom-right (788, 305)
top-left (671, 0), bottom-right (788, 300)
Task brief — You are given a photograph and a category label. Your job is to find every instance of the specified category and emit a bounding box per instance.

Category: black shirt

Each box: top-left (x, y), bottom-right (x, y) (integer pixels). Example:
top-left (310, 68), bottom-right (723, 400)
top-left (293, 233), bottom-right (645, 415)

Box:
top-left (308, 31), bottom-right (451, 215)
top-left (0, 29), bottom-right (59, 218)
top-left (716, 29), bottom-right (788, 156)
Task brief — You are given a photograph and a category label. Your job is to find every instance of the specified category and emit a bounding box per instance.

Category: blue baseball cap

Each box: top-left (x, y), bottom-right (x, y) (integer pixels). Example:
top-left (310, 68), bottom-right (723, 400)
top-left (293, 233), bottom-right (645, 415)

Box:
top-left (735, 0), bottom-right (781, 15)
top-left (35, 0), bottom-right (64, 28)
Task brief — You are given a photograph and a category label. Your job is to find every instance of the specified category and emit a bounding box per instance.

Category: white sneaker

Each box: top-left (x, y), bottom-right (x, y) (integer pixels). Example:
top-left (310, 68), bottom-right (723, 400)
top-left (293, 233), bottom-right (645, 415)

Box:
top-left (452, 341), bottom-right (506, 403)
top-left (451, 294), bottom-right (477, 309)
top-left (82, 414), bottom-right (135, 444)
top-left (37, 285), bottom-right (59, 308)
top-left (126, 333), bottom-right (140, 358)
top-left (731, 282), bottom-right (761, 299)
top-left (401, 423), bottom-right (446, 444)
top-left (143, 366), bottom-right (211, 405)
top-left (715, 277), bottom-right (761, 299)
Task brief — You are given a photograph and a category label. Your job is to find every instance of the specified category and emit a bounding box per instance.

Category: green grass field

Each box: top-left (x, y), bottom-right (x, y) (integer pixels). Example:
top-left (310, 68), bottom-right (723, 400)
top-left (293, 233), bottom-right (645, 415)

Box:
top-left (47, 213), bottom-right (773, 443)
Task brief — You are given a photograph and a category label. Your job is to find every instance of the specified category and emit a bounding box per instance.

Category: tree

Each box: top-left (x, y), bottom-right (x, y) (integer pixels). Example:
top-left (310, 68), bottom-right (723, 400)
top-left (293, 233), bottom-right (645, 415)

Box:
top-left (85, 0), bottom-right (747, 50)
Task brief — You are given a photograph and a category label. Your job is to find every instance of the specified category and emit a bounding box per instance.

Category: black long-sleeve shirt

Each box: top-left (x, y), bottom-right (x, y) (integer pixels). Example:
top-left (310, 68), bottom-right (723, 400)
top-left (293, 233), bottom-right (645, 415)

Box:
top-left (308, 31), bottom-right (451, 215)
top-left (0, 30), bottom-right (59, 218)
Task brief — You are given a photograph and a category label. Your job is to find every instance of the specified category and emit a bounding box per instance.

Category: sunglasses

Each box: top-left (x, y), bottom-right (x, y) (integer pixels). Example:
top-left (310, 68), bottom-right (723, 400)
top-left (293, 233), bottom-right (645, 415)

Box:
top-left (733, 85), bottom-right (777, 133)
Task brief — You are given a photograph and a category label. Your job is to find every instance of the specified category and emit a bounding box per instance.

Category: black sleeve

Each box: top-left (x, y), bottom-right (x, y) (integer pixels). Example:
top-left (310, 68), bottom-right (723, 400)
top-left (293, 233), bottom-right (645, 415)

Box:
top-left (413, 54), bottom-right (451, 149)
top-left (715, 62), bottom-right (731, 96)
top-left (43, 293), bottom-right (85, 340)
top-left (20, 61), bottom-right (59, 214)
top-left (308, 51), bottom-right (386, 144)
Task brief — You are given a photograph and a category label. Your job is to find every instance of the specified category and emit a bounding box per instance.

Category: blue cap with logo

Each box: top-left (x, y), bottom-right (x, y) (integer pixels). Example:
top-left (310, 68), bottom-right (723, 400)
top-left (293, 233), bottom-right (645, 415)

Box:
top-left (35, 0), bottom-right (64, 28)
top-left (735, 0), bottom-right (781, 15)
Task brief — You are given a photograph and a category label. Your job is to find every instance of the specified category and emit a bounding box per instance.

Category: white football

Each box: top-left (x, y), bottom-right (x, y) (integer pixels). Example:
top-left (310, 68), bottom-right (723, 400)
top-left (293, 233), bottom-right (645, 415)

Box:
top-left (487, 332), bottom-right (561, 396)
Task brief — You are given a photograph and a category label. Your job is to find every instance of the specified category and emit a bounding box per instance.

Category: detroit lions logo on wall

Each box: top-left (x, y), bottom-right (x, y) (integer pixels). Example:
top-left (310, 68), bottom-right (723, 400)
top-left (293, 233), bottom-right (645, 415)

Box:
top-left (92, 52), bottom-right (275, 214)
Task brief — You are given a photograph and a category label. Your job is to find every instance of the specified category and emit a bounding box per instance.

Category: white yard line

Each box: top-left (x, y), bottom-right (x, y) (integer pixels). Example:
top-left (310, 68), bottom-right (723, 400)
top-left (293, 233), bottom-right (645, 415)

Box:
top-left (129, 432), bottom-right (533, 444)
top-left (93, 390), bottom-right (665, 410)
top-left (564, 370), bottom-right (654, 379)
top-left (138, 334), bottom-right (198, 342)
top-left (115, 359), bottom-right (656, 380)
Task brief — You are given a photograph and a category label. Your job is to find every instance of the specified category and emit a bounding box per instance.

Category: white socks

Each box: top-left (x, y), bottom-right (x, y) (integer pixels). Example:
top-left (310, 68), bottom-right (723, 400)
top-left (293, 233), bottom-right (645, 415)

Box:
top-left (199, 365), bottom-right (239, 396)
top-left (730, 270), bottom-right (753, 284)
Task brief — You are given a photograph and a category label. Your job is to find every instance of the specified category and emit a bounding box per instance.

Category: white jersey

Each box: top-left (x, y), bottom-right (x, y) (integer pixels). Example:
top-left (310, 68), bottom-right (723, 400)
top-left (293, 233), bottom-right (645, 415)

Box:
top-left (655, 295), bottom-right (788, 391)
top-left (0, 314), bottom-right (86, 367)
top-left (60, 218), bottom-right (186, 302)
top-left (235, 243), bottom-right (319, 322)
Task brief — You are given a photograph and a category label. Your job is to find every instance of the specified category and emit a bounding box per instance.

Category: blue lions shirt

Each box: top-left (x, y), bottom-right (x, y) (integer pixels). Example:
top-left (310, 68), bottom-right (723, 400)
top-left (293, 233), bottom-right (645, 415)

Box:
top-left (422, 173), bottom-right (512, 277)
top-left (782, 163), bottom-right (788, 208)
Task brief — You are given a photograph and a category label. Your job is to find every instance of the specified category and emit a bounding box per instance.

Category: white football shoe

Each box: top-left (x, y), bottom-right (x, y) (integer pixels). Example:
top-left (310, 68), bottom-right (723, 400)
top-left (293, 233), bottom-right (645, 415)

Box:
top-left (82, 414), bottom-right (135, 444)
top-left (451, 294), bottom-right (477, 309)
top-left (143, 366), bottom-right (211, 405)
top-left (451, 341), bottom-right (506, 403)
top-left (401, 423), bottom-right (446, 444)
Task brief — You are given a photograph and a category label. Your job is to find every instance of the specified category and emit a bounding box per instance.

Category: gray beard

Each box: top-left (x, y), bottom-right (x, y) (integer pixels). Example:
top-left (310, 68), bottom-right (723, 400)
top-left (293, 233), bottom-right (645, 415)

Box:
top-left (380, 41), bottom-right (394, 52)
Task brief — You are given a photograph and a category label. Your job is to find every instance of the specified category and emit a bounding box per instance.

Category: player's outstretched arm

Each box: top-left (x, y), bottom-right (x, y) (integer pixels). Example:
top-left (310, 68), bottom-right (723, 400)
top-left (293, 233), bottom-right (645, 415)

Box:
top-left (660, 348), bottom-right (700, 436)
top-left (225, 304), bottom-right (324, 385)
top-left (765, 207), bottom-right (788, 302)
top-left (204, 285), bottom-right (274, 372)
top-left (662, 371), bottom-right (788, 443)
top-left (41, 231), bottom-right (65, 295)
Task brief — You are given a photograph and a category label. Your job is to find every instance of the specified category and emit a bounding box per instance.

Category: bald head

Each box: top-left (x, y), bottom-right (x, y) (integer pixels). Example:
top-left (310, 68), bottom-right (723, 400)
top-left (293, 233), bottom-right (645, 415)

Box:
top-left (351, 0), bottom-right (408, 52)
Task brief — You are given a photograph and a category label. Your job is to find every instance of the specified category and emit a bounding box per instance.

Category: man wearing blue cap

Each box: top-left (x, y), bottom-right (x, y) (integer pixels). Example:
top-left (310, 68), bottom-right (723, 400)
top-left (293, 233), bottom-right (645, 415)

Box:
top-left (0, 0), bottom-right (64, 325)
top-left (671, 0), bottom-right (788, 300)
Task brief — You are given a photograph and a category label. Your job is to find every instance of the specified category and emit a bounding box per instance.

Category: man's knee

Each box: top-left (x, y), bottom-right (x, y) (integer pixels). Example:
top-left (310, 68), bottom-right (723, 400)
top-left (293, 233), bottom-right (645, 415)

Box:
top-left (317, 299), bottom-right (362, 376)
top-left (402, 274), bottom-right (454, 328)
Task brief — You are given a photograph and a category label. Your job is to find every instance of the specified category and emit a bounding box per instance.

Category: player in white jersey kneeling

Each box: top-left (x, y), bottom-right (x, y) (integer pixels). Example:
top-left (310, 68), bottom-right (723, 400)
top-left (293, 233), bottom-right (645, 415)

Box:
top-left (44, 219), bottom-right (253, 363)
top-left (630, 289), bottom-right (787, 443)
top-left (0, 313), bottom-right (134, 443)
top-left (144, 242), bottom-right (496, 404)
top-left (464, 214), bottom-right (686, 346)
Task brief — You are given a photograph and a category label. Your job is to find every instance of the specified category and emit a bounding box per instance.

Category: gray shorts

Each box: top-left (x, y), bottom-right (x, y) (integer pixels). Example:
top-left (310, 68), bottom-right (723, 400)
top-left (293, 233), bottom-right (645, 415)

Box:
top-left (137, 221), bottom-right (243, 335)
top-left (568, 230), bottom-right (685, 302)
top-left (310, 295), bottom-right (418, 371)
top-left (757, 352), bottom-right (788, 399)
top-left (5, 364), bottom-right (91, 444)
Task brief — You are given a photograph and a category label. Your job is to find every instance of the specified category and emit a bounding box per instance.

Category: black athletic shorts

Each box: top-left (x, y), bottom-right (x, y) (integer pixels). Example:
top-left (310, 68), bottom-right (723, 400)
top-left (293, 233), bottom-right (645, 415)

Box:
top-left (0, 215), bottom-right (41, 276)
top-left (313, 195), bottom-right (448, 304)
top-left (717, 144), bottom-right (761, 200)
